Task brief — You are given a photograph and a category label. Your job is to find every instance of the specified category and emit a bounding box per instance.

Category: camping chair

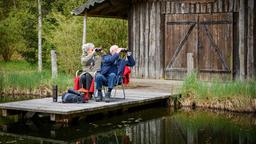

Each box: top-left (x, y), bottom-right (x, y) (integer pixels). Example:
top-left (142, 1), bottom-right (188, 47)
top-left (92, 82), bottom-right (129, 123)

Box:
top-left (113, 66), bottom-right (131, 99)
top-left (74, 70), bottom-right (94, 101)
top-left (113, 74), bottom-right (126, 99)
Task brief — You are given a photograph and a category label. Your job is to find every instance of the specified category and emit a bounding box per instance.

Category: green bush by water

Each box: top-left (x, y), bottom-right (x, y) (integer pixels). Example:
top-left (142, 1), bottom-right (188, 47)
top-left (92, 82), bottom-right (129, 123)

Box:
top-left (181, 73), bottom-right (256, 99)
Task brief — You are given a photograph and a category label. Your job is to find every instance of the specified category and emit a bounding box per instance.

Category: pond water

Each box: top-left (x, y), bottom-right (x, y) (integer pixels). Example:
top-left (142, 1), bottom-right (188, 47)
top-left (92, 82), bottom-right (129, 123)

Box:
top-left (0, 107), bottom-right (255, 144)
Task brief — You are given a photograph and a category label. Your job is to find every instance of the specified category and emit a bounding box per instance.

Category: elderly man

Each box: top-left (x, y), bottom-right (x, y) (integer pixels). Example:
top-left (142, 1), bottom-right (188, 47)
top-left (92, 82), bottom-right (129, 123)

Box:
top-left (79, 43), bottom-right (101, 97)
top-left (95, 45), bottom-right (135, 102)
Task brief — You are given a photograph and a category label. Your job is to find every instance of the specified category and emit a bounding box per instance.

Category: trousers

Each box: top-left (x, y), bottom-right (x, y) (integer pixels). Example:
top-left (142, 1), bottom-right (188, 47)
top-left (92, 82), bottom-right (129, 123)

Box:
top-left (95, 73), bottom-right (117, 90)
top-left (79, 73), bottom-right (93, 90)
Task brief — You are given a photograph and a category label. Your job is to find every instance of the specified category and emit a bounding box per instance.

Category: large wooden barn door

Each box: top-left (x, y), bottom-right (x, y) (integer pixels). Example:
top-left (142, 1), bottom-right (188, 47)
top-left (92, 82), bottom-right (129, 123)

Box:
top-left (165, 13), bottom-right (233, 80)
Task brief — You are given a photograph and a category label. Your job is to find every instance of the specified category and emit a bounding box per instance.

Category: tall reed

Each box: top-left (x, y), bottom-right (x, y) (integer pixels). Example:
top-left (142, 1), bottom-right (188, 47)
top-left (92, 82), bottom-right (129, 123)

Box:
top-left (181, 73), bottom-right (256, 99)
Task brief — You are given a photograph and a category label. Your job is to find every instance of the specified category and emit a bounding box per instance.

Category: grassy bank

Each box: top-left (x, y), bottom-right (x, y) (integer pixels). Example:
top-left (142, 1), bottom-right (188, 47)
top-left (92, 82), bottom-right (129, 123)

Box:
top-left (0, 61), bottom-right (73, 102)
top-left (180, 73), bottom-right (256, 112)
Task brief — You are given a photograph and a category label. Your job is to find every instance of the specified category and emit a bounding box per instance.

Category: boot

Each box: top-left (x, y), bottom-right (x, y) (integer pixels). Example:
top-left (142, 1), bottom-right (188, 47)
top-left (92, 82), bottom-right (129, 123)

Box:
top-left (105, 92), bottom-right (111, 103)
top-left (95, 91), bottom-right (103, 102)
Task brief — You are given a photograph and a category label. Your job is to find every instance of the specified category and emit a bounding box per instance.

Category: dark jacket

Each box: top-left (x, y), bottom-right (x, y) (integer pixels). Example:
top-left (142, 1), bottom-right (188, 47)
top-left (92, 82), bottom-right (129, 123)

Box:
top-left (100, 53), bottom-right (135, 76)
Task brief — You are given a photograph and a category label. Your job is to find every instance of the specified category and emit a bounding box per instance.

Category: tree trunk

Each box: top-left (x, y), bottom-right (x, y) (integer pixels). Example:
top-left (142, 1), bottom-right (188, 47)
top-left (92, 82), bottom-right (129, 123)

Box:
top-left (239, 0), bottom-right (247, 80)
top-left (38, 0), bottom-right (42, 72)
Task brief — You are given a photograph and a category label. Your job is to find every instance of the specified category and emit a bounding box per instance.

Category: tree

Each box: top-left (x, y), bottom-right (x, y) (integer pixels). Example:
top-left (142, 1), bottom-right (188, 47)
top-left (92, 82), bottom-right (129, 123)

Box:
top-left (0, 11), bottom-right (25, 61)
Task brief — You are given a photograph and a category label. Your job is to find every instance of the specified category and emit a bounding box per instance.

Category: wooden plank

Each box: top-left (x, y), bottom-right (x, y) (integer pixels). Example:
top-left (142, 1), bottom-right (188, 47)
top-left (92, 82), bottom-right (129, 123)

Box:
top-left (131, 5), bottom-right (136, 77)
top-left (160, 9), bottom-right (165, 78)
top-left (180, 3), bottom-right (185, 14)
top-left (228, 0), bottom-right (233, 12)
top-left (135, 4), bottom-right (140, 78)
top-left (155, 2), bottom-right (161, 79)
top-left (234, 0), bottom-right (240, 12)
top-left (239, 0), bottom-right (246, 80)
top-left (166, 1), bottom-right (170, 14)
top-left (128, 6), bottom-right (132, 57)
top-left (144, 2), bottom-right (149, 78)
top-left (160, 1), bottom-right (166, 14)
top-left (192, 3), bottom-right (196, 13)
top-left (213, 0), bottom-right (218, 13)
top-left (176, 2), bottom-right (181, 14)
top-left (218, 0), bottom-right (223, 12)
top-left (247, 0), bottom-right (255, 79)
top-left (224, 0), bottom-right (229, 12)
top-left (187, 53), bottom-right (194, 75)
top-left (139, 3), bottom-right (145, 78)
top-left (149, 2), bottom-right (156, 78)
top-left (196, 3), bottom-right (201, 13)
top-left (201, 3), bottom-right (207, 13)
top-left (207, 3), bottom-right (213, 13)
top-left (170, 2), bottom-right (175, 14)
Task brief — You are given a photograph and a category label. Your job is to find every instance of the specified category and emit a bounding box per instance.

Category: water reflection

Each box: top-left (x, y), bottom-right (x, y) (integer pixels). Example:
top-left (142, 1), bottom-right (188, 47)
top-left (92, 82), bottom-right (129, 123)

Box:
top-left (0, 108), bottom-right (255, 144)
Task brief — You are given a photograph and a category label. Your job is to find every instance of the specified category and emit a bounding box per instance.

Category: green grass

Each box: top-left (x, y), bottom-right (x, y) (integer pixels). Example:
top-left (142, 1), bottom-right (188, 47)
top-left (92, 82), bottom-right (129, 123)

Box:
top-left (181, 72), bottom-right (256, 99)
top-left (0, 61), bottom-right (73, 98)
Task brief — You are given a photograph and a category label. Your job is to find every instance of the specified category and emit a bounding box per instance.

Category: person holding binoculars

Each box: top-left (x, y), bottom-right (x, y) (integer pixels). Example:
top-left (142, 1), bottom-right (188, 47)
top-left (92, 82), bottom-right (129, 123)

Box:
top-left (95, 45), bottom-right (135, 102)
top-left (79, 43), bottom-right (102, 97)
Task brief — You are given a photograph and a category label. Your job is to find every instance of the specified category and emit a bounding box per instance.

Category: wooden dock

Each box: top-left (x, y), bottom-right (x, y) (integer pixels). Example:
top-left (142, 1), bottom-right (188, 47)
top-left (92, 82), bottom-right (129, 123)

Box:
top-left (0, 89), bottom-right (179, 123)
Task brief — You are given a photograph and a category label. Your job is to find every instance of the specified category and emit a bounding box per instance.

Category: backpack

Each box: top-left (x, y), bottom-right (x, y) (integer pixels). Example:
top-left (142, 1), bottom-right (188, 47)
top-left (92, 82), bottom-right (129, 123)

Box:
top-left (62, 89), bottom-right (83, 103)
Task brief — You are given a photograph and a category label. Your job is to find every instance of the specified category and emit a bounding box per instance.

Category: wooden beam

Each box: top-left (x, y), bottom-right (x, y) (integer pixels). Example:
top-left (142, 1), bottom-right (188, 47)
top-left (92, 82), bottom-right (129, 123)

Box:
top-left (82, 14), bottom-right (87, 46)
top-left (139, 3), bottom-right (145, 78)
top-left (239, 0), bottom-right (247, 80)
top-left (247, 0), bottom-right (255, 79)
top-left (187, 53), bottom-right (194, 75)
top-left (144, 2), bottom-right (149, 78)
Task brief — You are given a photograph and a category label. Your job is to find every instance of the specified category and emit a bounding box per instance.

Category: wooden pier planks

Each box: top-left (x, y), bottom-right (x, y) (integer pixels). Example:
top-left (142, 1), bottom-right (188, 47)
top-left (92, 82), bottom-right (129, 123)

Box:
top-left (0, 89), bottom-right (178, 122)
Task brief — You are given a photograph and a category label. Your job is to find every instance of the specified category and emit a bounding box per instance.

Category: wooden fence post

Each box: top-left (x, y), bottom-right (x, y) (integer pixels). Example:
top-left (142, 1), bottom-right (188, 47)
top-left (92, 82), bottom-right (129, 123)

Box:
top-left (51, 50), bottom-right (57, 79)
top-left (187, 53), bottom-right (194, 75)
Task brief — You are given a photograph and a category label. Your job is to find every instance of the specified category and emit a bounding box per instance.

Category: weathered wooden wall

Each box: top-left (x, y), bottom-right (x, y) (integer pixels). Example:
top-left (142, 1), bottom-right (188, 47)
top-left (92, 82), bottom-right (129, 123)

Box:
top-left (129, 0), bottom-right (256, 80)
top-left (130, 1), bottom-right (163, 79)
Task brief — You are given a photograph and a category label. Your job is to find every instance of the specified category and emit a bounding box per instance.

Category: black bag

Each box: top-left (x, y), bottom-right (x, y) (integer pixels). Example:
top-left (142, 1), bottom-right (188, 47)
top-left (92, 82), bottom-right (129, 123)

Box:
top-left (62, 89), bottom-right (83, 103)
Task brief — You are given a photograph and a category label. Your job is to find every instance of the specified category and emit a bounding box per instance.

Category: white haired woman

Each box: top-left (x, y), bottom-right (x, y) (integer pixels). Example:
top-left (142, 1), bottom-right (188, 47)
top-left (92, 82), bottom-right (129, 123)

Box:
top-left (79, 43), bottom-right (102, 99)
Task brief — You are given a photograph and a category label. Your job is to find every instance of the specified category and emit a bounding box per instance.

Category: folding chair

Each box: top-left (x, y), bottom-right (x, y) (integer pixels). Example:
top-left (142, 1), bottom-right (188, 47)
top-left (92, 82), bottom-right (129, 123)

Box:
top-left (113, 66), bottom-right (131, 99)
top-left (113, 75), bottom-right (126, 99)
top-left (74, 70), bottom-right (94, 101)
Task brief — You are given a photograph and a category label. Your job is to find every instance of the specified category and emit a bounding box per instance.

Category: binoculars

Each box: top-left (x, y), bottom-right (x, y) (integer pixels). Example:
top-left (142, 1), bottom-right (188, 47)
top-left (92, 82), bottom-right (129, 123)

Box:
top-left (95, 48), bottom-right (102, 52)
top-left (120, 48), bottom-right (129, 53)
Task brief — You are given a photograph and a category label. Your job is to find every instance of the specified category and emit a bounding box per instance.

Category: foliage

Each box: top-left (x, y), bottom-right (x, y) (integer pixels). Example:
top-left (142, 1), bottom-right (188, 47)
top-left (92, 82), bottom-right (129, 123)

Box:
top-left (45, 12), bottom-right (128, 73)
top-left (0, 11), bottom-right (26, 61)
top-left (181, 73), bottom-right (256, 99)
top-left (87, 17), bottom-right (128, 49)
top-left (0, 0), bottom-right (128, 73)
top-left (44, 13), bottom-right (83, 73)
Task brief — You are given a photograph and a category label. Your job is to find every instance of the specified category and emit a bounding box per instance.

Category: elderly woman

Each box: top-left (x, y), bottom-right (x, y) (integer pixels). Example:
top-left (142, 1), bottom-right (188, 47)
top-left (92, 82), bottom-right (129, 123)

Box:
top-left (79, 43), bottom-right (102, 93)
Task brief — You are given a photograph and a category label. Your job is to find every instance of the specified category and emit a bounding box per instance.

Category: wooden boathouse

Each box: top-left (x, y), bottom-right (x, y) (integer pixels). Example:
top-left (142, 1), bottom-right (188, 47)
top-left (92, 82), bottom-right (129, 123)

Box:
top-left (72, 0), bottom-right (256, 80)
